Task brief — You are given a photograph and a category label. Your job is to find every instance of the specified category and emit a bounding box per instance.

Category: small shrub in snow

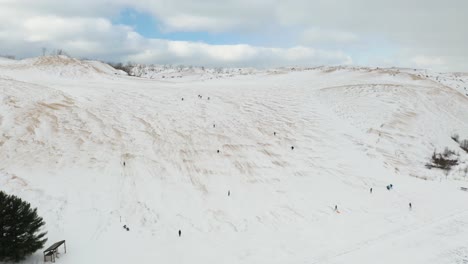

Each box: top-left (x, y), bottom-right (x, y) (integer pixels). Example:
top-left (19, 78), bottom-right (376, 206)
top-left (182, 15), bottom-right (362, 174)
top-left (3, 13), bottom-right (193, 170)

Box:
top-left (442, 147), bottom-right (457, 157)
top-left (460, 139), bottom-right (468, 153)
top-left (0, 55), bottom-right (16, 60)
top-left (451, 133), bottom-right (459, 143)
top-left (108, 62), bottom-right (132, 75)
top-left (426, 148), bottom-right (458, 170)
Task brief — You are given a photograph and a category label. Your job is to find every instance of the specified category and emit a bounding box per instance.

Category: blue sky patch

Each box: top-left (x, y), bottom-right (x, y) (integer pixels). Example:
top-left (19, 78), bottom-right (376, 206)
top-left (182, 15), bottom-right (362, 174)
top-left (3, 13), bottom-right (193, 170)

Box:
top-left (113, 8), bottom-right (295, 47)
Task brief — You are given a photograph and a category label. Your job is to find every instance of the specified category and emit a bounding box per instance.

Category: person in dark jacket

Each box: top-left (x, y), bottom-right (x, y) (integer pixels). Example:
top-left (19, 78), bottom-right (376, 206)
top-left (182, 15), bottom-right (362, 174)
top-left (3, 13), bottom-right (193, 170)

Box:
top-left (178, 230), bottom-right (182, 237)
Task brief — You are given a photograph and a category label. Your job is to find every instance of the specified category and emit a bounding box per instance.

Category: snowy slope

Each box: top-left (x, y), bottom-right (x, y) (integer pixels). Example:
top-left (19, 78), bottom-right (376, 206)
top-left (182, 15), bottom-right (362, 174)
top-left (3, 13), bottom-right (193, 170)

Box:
top-left (0, 58), bottom-right (468, 264)
top-left (0, 55), bottom-right (125, 81)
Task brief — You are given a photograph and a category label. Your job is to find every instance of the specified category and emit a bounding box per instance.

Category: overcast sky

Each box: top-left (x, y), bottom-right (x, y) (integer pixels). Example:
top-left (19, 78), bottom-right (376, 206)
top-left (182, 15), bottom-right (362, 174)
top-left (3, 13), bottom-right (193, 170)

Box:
top-left (0, 0), bottom-right (466, 71)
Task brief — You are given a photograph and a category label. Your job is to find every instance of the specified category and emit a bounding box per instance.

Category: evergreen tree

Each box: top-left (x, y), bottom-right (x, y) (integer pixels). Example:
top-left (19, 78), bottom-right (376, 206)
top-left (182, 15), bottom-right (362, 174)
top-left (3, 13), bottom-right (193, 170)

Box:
top-left (0, 191), bottom-right (47, 262)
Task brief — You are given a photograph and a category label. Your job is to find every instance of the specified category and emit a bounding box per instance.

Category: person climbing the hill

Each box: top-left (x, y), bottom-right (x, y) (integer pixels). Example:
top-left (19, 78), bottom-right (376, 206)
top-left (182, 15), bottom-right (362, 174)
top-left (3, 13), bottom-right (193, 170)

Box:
top-left (178, 230), bottom-right (182, 237)
top-left (228, 190), bottom-right (230, 196)
top-left (334, 205), bottom-right (338, 211)
top-left (217, 150), bottom-right (220, 153)
top-left (291, 146), bottom-right (294, 150)
top-left (409, 202), bottom-right (412, 210)
top-left (123, 161), bottom-right (126, 167)
top-left (370, 187), bottom-right (373, 193)
top-left (274, 132), bottom-right (276, 136)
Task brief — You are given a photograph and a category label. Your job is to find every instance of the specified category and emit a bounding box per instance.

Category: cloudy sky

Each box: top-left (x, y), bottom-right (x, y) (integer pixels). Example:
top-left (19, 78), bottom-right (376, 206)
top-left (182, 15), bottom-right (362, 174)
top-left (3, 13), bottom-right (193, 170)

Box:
top-left (0, 0), bottom-right (466, 71)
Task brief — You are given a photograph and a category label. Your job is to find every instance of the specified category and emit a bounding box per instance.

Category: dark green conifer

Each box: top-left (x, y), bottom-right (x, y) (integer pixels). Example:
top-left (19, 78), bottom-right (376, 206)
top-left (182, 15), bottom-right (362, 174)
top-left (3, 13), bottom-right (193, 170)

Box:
top-left (0, 191), bottom-right (47, 262)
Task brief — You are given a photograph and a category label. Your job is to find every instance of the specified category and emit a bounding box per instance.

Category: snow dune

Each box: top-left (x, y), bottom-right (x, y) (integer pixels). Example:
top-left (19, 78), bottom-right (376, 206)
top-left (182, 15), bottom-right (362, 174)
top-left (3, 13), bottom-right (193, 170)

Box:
top-left (0, 57), bottom-right (467, 264)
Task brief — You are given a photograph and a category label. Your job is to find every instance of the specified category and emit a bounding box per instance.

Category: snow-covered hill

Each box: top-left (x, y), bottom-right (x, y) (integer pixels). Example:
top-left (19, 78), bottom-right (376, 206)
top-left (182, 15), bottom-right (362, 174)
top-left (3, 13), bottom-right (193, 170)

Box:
top-left (0, 55), bottom-right (126, 80)
top-left (1, 57), bottom-right (468, 264)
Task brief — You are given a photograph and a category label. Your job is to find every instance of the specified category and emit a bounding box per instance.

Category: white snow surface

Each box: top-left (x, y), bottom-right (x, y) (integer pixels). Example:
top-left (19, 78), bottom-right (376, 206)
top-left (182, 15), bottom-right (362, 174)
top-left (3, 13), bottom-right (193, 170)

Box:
top-left (1, 56), bottom-right (468, 264)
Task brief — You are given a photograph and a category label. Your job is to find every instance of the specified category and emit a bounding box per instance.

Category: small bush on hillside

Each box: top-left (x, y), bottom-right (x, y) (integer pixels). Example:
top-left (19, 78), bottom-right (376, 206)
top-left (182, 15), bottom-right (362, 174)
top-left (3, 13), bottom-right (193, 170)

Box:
top-left (49, 49), bottom-right (70, 57)
top-left (442, 147), bottom-right (457, 157)
top-left (426, 148), bottom-right (459, 170)
top-left (451, 133), bottom-right (460, 143)
top-left (0, 55), bottom-right (15, 60)
top-left (460, 139), bottom-right (468, 153)
top-left (0, 191), bottom-right (47, 262)
top-left (108, 62), bottom-right (133, 75)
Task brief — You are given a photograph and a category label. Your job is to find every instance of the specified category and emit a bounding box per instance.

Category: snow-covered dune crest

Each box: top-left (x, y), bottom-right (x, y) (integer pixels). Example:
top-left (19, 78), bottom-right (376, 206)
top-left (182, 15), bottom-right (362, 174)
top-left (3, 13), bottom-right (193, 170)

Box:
top-left (1, 58), bottom-right (468, 264)
top-left (0, 55), bottom-right (125, 80)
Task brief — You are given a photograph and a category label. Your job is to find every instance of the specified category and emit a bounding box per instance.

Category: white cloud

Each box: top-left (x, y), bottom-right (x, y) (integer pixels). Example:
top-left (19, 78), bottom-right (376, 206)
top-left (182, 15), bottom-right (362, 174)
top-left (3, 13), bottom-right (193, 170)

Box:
top-left (300, 28), bottom-right (359, 45)
top-left (0, 0), bottom-right (467, 71)
top-left (410, 56), bottom-right (446, 69)
top-left (162, 14), bottom-right (239, 33)
top-left (0, 9), bottom-right (351, 67)
top-left (128, 40), bottom-right (351, 67)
